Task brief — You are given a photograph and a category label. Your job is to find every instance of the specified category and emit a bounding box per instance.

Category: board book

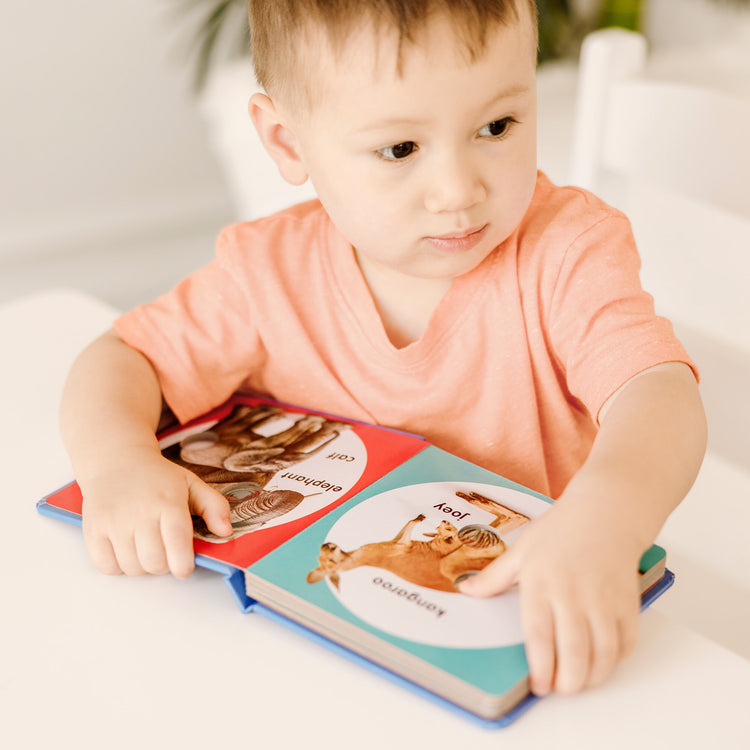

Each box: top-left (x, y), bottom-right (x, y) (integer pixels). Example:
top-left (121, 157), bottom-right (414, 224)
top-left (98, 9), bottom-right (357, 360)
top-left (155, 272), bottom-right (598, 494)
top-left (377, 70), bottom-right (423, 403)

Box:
top-left (37, 393), bottom-right (673, 728)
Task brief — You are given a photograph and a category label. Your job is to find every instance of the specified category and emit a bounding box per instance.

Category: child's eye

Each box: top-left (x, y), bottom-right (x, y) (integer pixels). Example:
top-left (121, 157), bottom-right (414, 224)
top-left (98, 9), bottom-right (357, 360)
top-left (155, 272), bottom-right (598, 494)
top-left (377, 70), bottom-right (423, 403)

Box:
top-left (376, 141), bottom-right (418, 161)
top-left (478, 117), bottom-right (516, 139)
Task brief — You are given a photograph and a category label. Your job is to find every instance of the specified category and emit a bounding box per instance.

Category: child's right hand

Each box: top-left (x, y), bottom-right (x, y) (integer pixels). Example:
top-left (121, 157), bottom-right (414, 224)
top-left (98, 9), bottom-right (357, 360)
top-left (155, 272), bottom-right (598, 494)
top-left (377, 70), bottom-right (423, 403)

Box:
top-left (79, 446), bottom-right (232, 578)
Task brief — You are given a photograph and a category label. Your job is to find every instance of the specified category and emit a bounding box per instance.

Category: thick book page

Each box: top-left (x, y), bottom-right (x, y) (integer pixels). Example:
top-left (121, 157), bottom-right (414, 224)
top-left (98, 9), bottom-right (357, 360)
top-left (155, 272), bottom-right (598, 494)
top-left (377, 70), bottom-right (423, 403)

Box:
top-left (244, 445), bottom-right (554, 718)
top-left (41, 394), bottom-right (426, 570)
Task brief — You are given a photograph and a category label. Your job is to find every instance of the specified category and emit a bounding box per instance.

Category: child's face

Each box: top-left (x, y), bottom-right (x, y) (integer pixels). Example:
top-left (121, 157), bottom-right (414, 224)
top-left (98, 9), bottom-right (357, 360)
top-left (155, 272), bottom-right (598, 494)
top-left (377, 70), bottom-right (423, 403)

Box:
top-left (284, 8), bottom-right (538, 282)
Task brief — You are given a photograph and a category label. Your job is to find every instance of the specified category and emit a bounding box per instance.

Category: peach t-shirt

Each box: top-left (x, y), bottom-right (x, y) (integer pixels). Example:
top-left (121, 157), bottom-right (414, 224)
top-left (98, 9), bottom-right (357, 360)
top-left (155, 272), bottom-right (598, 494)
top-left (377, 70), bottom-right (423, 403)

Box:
top-left (116, 173), bottom-right (695, 499)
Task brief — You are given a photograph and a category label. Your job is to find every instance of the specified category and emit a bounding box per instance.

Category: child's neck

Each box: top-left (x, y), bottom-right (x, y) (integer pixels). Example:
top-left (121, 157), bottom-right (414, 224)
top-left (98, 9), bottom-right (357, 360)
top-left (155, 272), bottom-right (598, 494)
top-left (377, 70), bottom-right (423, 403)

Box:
top-left (355, 251), bottom-right (454, 349)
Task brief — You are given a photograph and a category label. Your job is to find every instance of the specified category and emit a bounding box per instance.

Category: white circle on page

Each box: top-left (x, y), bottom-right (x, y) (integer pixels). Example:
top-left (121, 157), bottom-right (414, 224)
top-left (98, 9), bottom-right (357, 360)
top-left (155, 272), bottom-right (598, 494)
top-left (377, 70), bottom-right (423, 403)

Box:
top-left (161, 412), bottom-right (367, 531)
top-left (259, 427), bottom-right (367, 528)
top-left (322, 481), bottom-right (550, 648)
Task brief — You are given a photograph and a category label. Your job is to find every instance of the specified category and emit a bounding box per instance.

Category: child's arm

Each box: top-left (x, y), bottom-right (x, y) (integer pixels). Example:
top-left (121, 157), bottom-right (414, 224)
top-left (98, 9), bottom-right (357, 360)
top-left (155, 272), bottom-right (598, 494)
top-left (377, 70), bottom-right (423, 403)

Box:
top-left (59, 329), bottom-right (232, 577)
top-left (459, 361), bottom-right (706, 695)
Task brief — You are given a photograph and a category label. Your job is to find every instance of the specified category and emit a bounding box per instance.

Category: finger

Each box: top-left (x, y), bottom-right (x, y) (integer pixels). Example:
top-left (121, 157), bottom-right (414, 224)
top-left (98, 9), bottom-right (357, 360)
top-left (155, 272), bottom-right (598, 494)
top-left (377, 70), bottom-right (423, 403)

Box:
top-left (618, 605), bottom-right (640, 661)
top-left (84, 530), bottom-right (123, 576)
top-left (456, 547), bottom-right (520, 597)
top-left (521, 591), bottom-right (556, 696)
top-left (160, 506), bottom-right (196, 579)
top-left (109, 533), bottom-right (147, 577)
top-left (586, 613), bottom-right (620, 689)
top-left (551, 603), bottom-right (591, 694)
top-left (134, 524), bottom-right (170, 576)
top-left (187, 478), bottom-right (233, 538)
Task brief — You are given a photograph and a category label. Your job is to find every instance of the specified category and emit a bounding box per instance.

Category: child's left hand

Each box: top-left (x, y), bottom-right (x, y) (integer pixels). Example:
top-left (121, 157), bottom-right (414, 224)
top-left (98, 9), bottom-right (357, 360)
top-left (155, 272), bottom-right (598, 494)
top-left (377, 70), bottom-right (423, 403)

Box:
top-left (458, 498), bottom-right (643, 695)
top-left (459, 363), bottom-right (706, 696)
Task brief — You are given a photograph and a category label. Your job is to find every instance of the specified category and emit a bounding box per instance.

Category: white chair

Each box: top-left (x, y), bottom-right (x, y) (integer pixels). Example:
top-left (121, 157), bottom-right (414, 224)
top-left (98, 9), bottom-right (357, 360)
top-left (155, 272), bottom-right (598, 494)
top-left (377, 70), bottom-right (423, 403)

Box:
top-left (571, 29), bottom-right (750, 217)
top-left (199, 62), bottom-right (317, 221)
top-left (570, 27), bottom-right (750, 661)
top-left (570, 28), bottom-right (750, 348)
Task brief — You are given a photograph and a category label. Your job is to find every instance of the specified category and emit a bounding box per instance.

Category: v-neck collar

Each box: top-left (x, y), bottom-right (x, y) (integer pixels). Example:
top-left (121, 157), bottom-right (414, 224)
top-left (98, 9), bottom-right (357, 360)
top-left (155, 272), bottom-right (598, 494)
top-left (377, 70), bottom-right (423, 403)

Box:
top-left (321, 216), bottom-right (506, 370)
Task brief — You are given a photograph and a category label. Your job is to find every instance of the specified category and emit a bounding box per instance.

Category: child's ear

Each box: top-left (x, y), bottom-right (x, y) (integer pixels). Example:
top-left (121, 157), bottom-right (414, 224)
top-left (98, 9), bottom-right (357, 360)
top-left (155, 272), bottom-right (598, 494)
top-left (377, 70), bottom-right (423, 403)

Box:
top-left (249, 92), bottom-right (308, 186)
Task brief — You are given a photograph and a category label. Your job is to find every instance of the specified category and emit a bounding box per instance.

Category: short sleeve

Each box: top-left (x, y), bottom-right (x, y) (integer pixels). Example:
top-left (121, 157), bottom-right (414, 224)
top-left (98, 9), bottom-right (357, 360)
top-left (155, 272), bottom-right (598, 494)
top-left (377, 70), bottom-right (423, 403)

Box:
top-left (114, 228), bottom-right (265, 423)
top-left (548, 213), bottom-right (697, 422)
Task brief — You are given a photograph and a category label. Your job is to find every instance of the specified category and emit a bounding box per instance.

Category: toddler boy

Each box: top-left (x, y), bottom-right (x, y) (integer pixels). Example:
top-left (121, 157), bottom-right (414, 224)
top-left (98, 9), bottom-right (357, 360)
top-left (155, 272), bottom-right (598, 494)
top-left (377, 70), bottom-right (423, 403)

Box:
top-left (60, 0), bottom-right (706, 698)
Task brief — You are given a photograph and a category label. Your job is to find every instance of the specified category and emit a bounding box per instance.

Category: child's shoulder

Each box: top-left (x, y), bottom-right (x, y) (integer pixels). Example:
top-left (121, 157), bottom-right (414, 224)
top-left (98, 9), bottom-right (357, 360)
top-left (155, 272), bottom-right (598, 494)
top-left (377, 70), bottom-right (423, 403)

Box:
top-left (525, 172), bottom-right (628, 237)
top-left (215, 199), bottom-right (330, 259)
top-left (515, 172), bottom-right (634, 267)
top-left (505, 173), bottom-right (640, 303)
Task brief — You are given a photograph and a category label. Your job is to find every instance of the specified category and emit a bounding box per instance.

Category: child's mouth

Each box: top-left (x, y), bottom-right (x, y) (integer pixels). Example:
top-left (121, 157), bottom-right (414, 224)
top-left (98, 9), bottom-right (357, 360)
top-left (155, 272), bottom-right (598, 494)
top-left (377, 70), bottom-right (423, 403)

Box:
top-left (424, 224), bottom-right (487, 254)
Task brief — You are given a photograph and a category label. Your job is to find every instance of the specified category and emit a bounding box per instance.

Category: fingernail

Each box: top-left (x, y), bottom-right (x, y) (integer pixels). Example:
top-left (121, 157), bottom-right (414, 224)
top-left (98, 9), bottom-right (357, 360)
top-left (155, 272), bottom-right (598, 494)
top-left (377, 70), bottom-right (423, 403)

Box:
top-left (530, 680), bottom-right (549, 696)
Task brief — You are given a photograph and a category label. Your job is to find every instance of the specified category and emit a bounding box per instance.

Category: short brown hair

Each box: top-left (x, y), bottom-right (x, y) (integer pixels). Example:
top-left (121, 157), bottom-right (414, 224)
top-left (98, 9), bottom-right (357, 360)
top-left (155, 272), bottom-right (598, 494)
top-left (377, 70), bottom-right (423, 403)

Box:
top-left (249, 0), bottom-right (538, 104)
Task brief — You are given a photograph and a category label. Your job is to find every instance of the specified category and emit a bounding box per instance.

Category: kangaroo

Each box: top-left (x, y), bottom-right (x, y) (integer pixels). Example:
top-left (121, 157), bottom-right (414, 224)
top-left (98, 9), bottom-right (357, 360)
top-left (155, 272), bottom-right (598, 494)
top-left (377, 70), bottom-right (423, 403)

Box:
top-left (307, 491), bottom-right (529, 592)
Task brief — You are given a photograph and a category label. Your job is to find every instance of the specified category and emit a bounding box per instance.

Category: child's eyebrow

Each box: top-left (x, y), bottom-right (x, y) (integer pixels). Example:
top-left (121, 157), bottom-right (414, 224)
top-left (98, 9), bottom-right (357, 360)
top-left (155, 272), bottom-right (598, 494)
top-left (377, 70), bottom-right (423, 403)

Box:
top-left (481, 82), bottom-right (533, 110)
top-left (352, 83), bottom-right (532, 135)
top-left (352, 116), bottom-right (429, 135)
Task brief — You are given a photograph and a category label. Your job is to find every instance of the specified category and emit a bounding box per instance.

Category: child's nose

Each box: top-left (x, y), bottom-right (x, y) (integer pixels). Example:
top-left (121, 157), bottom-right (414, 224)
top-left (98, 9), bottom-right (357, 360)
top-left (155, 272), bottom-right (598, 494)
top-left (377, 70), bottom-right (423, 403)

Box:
top-left (424, 156), bottom-right (487, 214)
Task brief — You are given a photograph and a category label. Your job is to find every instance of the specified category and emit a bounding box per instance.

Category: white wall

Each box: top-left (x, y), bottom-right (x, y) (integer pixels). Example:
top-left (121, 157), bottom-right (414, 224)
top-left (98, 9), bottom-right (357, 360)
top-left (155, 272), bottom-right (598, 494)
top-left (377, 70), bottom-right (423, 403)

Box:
top-left (645, 0), bottom-right (750, 49)
top-left (0, 0), bottom-right (236, 262)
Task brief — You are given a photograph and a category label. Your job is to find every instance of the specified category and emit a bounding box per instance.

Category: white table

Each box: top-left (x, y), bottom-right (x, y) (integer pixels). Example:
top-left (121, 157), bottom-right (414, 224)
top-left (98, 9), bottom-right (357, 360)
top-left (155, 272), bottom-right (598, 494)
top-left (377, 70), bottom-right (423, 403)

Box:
top-left (3, 290), bottom-right (750, 749)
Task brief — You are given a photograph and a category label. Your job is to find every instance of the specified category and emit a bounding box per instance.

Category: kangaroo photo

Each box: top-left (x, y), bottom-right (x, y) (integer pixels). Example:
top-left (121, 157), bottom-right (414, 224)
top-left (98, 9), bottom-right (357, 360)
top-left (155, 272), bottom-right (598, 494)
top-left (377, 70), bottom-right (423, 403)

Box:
top-left (307, 490), bottom-right (530, 593)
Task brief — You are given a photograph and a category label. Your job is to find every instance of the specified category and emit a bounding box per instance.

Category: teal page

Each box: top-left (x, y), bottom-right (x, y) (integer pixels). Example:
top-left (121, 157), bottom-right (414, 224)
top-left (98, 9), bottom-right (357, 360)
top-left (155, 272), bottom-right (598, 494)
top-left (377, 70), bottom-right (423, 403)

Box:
top-left (247, 445), bottom-right (554, 697)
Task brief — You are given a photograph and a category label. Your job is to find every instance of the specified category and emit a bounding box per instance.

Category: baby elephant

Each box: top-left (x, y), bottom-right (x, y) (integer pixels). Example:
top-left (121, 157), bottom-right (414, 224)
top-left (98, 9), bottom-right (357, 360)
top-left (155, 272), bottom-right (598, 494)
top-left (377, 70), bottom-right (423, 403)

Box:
top-left (164, 403), bottom-right (349, 487)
